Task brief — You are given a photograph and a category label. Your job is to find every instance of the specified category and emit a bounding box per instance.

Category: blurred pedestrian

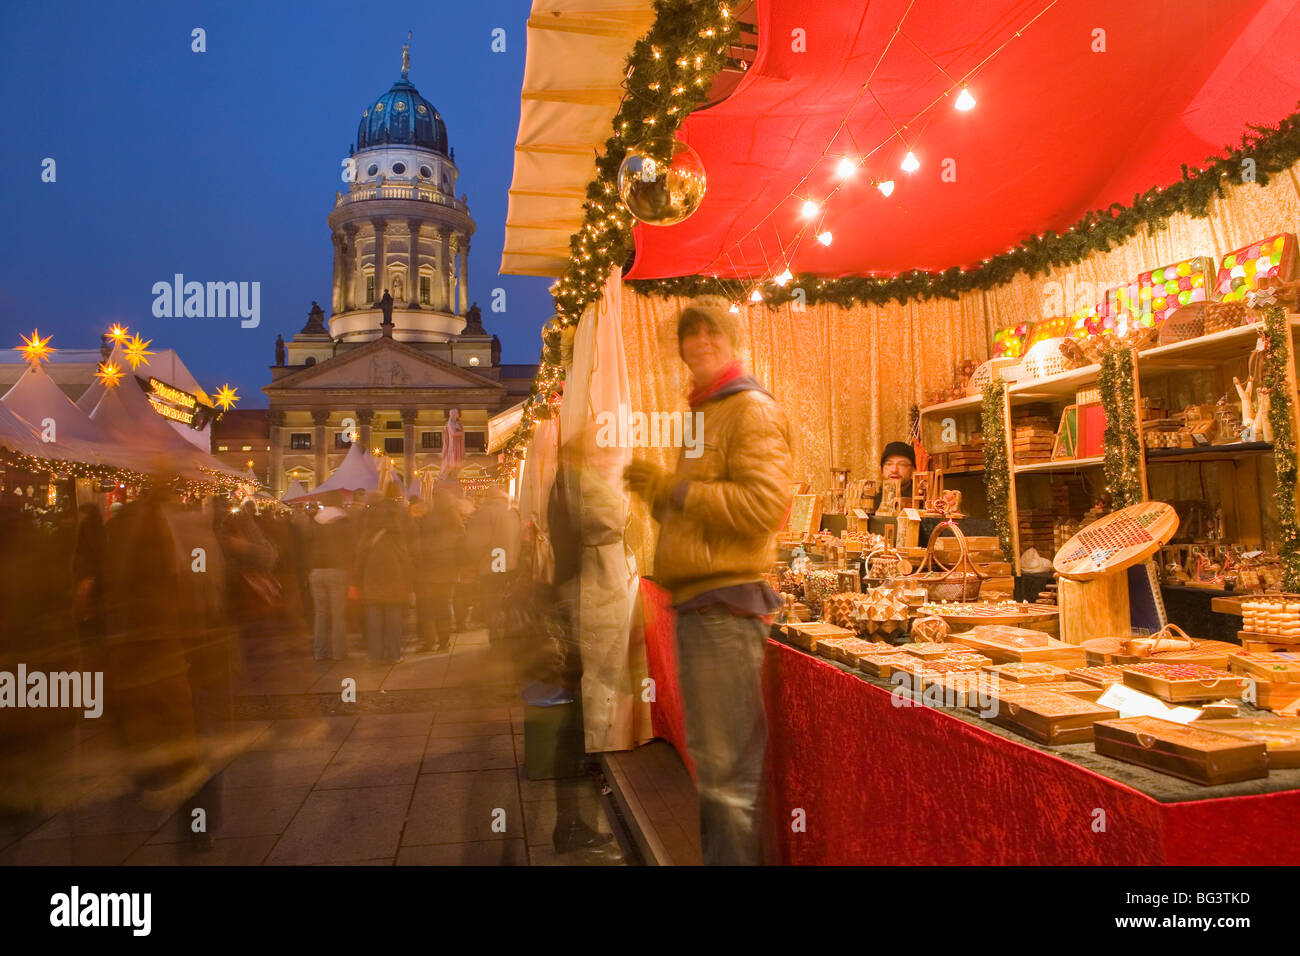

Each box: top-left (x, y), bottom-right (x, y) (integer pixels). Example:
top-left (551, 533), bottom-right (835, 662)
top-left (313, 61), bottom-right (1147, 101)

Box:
top-left (308, 506), bottom-right (353, 660)
top-left (413, 490), bottom-right (465, 653)
top-left (465, 486), bottom-right (521, 645)
top-left (357, 483), bottom-right (413, 662)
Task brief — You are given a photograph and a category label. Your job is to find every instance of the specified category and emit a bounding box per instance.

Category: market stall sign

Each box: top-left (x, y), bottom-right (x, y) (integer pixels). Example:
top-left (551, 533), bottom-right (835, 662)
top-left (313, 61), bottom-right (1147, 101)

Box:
top-left (143, 376), bottom-right (212, 430)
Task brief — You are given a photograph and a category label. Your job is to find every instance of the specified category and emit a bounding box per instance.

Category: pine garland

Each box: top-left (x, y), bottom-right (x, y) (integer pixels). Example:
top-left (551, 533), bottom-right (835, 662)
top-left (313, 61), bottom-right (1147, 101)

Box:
top-left (1261, 305), bottom-right (1300, 589)
top-left (981, 382), bottom-right (1013, 562)
top-left (1098, 344), bottom-right (1143, 509)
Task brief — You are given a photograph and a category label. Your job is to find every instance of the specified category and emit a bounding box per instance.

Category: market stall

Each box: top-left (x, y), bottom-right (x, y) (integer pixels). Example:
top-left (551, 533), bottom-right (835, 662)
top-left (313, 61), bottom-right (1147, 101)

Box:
top-left (502, 0), bottom-right (1300, 863)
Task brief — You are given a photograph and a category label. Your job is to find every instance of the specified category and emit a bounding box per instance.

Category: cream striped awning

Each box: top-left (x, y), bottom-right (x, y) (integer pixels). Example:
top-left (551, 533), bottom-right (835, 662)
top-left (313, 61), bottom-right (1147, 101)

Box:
top-left (501, 0), bottom-right (655, 277)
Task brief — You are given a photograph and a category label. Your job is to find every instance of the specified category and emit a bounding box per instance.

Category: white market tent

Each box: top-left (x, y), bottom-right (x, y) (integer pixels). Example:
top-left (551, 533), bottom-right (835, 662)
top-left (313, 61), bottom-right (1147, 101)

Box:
top-left (0, 401), bottom-right (46, 458)
top-left (2, 361), bottom-right (135, 470)
top-left (281, 479), bottom-right (308, 501)
top-left (282, 441), bottom-right (380, 502)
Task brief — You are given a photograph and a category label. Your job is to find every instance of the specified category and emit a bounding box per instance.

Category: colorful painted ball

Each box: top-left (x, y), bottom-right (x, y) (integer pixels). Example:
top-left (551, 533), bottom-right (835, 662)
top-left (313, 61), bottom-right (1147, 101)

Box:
top-left (1177, 262), bottom-right (1191, 277)
top-left (1231, 264), bottom-right (1247, 279)
top-left (1231, 276), bottom-right (1246, 290)
top-left (1164, 280), bottom-right (1179, 294)
top-left (1224, 254), bottom-right (1237, 268)
top-left (1178, 277), bottom-right (1191, 290)
top-left (1190, 288), bottom-right (1205, 302)
top-left (1152, 268), bottom-right (1165, 283)
top-left (1192, 273), bottom-right (1204, 287)
top-left (1245, 258), bottom-right (1258, 274)
top-left (1154, 296), bottom-right (1167, 310)
top-left (1178, 290), bottom-right (1192, 305)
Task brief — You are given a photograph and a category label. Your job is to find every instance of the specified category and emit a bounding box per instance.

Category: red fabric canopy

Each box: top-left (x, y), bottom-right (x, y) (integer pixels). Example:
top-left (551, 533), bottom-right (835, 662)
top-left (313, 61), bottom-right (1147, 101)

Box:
top-left (624, 0), bottom-right (1300, 281)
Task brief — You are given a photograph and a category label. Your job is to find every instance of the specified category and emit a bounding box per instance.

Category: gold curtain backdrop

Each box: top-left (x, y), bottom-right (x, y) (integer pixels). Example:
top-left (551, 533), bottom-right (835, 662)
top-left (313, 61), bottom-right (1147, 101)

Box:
top-left (619, 159), bottom-right (1300, 491)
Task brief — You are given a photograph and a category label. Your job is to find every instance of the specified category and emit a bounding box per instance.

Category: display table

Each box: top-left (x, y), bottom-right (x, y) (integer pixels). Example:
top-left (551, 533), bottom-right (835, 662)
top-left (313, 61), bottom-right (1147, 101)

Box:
top-left (640, 579), bottom-right (1300, 865)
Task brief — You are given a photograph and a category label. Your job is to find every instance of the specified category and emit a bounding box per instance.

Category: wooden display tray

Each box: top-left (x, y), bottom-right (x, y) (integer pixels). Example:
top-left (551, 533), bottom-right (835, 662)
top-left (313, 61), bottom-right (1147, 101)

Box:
top-left (978, 688), bottom-right (1120, 745)
top-left (928, 672), bottom-right (997, 708)
top-left (837, 640), bottom-right (904, 666)
top-left (916, 602), bottom-right (1059, 627)
top-left (950, 627), bottom-right (1086, 667)
top-left (1197, 717), bottom-right (1300, 769)
top-left (1120, 663), bottom-right (1247, 703)
top-left (982, 662), bottom-right (1070, 684)
top-left (901, 642), bottom-right (963, 659)
top-left (1093, 716), bottom-right (1269, 785)
top-left (1083, 639), bottom-right (1240, 670)
top-left (813, 636), bottom-right (866, 664)
top-left (1049, 681), bottom-right (1107, 702)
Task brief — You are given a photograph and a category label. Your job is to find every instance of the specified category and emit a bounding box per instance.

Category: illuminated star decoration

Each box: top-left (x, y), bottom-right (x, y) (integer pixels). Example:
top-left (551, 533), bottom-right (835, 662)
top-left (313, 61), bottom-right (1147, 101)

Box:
top-left (15, 329), bottom-right (56, 365)
top-left (213, 383), bottom-right (240, 411)
top-left (123, 333), bottom-right (155, 369)
top-left (107, 324), bottom-right (129, 344)
top-left (95, 361), bottom-right (125, 388)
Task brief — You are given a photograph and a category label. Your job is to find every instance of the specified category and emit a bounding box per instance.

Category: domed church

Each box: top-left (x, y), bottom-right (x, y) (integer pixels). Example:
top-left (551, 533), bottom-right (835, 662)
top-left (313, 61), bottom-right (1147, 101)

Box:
top-left (262, 39), bottom-right (535, 495)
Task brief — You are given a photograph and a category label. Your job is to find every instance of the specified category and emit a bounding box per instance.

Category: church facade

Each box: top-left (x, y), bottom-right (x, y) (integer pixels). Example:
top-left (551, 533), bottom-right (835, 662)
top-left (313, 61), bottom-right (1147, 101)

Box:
top-left (263, 45), bottom-right (535, 494)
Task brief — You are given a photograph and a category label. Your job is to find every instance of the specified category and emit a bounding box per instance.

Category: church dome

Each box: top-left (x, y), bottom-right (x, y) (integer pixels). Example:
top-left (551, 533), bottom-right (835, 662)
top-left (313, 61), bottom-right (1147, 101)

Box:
top-left (355, 74), bottom-right (448, 155)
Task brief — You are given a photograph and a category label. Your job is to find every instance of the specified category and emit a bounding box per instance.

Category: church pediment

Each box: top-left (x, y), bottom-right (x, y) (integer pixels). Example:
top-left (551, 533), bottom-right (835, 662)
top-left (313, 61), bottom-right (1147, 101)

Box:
top-left (266, 338), bottom-right (502, 392)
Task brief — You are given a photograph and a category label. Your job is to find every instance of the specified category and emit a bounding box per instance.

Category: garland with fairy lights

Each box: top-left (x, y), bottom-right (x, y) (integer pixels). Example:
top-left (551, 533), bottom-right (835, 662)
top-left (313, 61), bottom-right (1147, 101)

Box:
top-left (1098, 344), bottom-right (1142, 510)
top-left (1261, 304), bottom-right (1300, 589)
top-left (497, 0), bottom-right (740, 479)
top-left (980, 382), bottom-right (1013, 562)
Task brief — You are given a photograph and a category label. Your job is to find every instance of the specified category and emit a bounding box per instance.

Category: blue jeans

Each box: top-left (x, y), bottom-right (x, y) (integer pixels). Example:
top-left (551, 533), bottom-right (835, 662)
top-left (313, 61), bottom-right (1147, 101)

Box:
top-left (365, 603), bottom-right (404, 662)
top-left (674, 604), bottom-right (768, 866)
top-left (309, 568), bottom-right (348, 660)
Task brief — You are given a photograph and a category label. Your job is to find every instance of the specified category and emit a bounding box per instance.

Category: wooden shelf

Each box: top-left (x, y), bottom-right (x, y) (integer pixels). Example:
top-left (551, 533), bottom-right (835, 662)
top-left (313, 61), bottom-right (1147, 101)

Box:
top-left (919, 394), bottom-right (982, 415)
top-left (1013, 455), bottom-right (1105, 475)
top-left (1145, 441), bottom-right (1273, 464)
top-left (1007, 364), bottom-right (1099, 402)
top-left (1137, 321), bottom-right (1295, 366)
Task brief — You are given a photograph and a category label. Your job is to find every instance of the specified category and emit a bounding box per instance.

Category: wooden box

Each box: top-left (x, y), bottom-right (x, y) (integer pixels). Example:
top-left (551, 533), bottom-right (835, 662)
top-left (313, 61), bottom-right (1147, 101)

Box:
top-left (901, 642), bottom-right (961, 659)
top-left (1120, 663), bottom-right (1247, 703)
top-left (1067, 664), bottom-right (1127, 688)
top-left (983, 662), bottom-right (1069, 684)
top-left (1197, 717), bottom-right (1300, 769)
top-left (980, 688), bottom-right (1120, 745)
top-left (1048, 681), bottom-right (1108, 702)
top-left (838, 640), bottom-right (903, 666)
top-left (1228, 651), bottom-right (1300, 683)
top-left (785, 621), bottom-right (854, 652)
top-left (857, 653), bottom-right (902, 678)
top-left (951, 626), bottom-right (1086, 667)
top-left (814, 636), bottom-right (864, 664)
top-left (1094, 717), bottom-right (1269, 785)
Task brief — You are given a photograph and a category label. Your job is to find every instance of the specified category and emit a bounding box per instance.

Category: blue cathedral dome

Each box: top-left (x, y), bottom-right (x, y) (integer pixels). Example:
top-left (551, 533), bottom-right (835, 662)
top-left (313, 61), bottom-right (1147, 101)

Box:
top-left (355, 74), bottom-right (448, 155)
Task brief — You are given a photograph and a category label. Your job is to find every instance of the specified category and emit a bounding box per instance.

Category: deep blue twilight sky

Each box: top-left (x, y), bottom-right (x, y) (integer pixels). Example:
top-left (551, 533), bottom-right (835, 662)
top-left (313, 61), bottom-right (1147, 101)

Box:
top-left (0, 0), bottom-right (552, 405)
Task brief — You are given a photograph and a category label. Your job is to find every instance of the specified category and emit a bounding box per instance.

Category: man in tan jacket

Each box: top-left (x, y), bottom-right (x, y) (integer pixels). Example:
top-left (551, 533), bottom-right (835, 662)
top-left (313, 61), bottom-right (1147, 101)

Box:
top-left (625, 297), bottom-right (793, 866)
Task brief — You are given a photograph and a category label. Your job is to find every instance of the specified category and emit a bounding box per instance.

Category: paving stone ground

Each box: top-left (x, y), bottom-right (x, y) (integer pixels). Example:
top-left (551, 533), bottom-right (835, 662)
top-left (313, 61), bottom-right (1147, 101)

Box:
top-left (0, 622), bottom-right (626, 867)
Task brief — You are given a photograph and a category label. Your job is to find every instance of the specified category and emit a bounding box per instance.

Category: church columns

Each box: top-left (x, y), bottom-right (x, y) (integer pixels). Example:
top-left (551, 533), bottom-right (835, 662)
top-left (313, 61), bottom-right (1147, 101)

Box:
top-left (457, 237), bottom-right (469, 316)
top-left (268, 411), bottom-right (285, 495)
top-left (371, 218), bottom-right (388, 304)
top-left (312, 410), bottom-right (329, 482)
top-left (437, 228), bottom-right (452, 312)
top-left (402, 407), bottom-right (418, 488)
top-left (331, 233), bottom-right (345, 315)
top-left (407, 220), bottom-right (421, 309)
top-left (355, 408), bottom-right (374, 455)
top-left (343, 224), bottom-right (358, 311)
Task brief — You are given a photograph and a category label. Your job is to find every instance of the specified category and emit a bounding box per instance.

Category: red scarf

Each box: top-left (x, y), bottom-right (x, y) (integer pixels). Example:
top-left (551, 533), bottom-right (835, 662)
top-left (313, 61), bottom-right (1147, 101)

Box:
top-left (688, 360), bottom-right (745, 407)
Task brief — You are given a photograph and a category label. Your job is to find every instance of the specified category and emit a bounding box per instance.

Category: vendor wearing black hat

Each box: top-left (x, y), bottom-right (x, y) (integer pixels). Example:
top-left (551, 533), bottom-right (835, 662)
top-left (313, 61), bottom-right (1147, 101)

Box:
top-left (872, 441), bottom-right (916, 510)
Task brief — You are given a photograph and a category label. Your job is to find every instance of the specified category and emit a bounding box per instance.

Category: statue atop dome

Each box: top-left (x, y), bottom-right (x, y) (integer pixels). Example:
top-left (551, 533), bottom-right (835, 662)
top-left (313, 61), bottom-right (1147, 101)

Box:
top-left (402, 32), bottom-right (411, 78)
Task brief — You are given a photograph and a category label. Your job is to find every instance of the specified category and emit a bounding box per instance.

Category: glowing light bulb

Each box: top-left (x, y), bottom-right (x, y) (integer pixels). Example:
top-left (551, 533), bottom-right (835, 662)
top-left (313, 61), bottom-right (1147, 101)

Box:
top-left (955, 87), bottom-right (976, 111)
top-left (728, 303), bottom-right (740, 313)
top-left (835, 156), bottom-right (857, 179)
top-left (774, 269), bottom-right (793, 287)
top-left (750, 289), bottom-right (763, 302)
top-left (816, 231), bottom-right (832, 246)
top-left (800, 200), bottom-right (820, 219)
top-left (901, 151), bottom-right (920, 173)
top-left (876, 180), bottom-right (895, 198)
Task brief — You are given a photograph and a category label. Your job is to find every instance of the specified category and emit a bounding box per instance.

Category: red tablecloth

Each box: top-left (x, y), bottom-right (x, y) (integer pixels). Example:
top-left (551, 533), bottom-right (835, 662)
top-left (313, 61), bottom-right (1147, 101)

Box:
top-left (639, 579), bottom-right (1300, 865)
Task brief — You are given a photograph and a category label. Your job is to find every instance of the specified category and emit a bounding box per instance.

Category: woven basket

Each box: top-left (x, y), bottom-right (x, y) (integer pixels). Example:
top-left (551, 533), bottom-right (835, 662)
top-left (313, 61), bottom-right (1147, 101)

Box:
top-left (905, 520), bottom-right (984, 602)
top-left (1157, 304), bottom-right (1206, 344)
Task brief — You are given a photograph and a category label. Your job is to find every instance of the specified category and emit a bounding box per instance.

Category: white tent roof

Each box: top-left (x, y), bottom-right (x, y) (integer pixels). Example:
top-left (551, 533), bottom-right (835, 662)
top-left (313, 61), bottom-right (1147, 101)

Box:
top-left (281, 479), bottom-right (308, 501)
top-left (1, 361), bottom-right (128, 468)
top-left (501, 0), bottom-right (655, 276)
top-left (283, 442), bottom-right (380, 501)
top-left (0, 401), bottom-right (45, 458)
